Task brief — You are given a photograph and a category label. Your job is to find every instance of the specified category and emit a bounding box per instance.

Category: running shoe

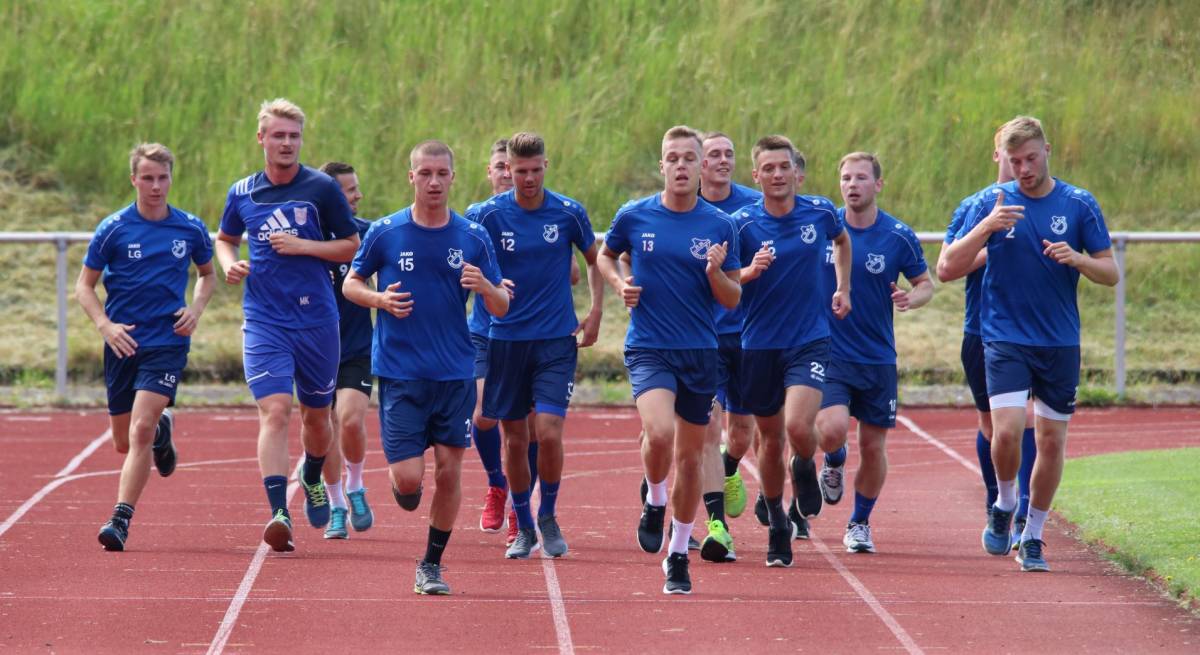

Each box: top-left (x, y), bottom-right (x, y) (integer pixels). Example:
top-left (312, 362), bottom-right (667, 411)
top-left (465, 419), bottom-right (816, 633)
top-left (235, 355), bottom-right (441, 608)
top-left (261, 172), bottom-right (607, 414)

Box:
top-left (766, 526), bottom-right (792, 567)
top-left (1016, 538), bottom-right (1050, 572)
top-left (151, 409), bottom-right (176, 477)
top-left (637, 502), bottom-right (666, 553)
top-left (506, 527), bottom-right (540, 559)
top-left (97, 516), bottom-right (129, 552)
top-left (324, 507), bottom-right (348, 539)
top-left (480, 485), bottom-right (507, 533)
top-left (788, 498), bottom-right (810, 540)
top-left (724, 471), bottom-right (748, 518)
top-left (538, 514), bottom-right (568, 558)
top-left (790, 455), bottom-right (822, 518)
top-left (299, 473), bottom-right (330, 528)
top-left (754, 491), bottom-right (769, 526)
top-left (263, 509), bottom-right (295, 552)
top-left (662, 553), bottom-right (692, 595)
top-left (819, 462), bottom-right (845, 505)
top-left (1011, 516), bottom-right (1027, 553)
top-left (505, 509), bottom-right (518, 546)
top-left (347, 488), bottom-right (373, 531)
top-left (982, 505), bottom-right (1014, 556)
top-left (700, 519), bottom-right (736, 563)
top-left (639, 477), bottom-right (648, 505)
top-left (414, 560), bottom-right (451, 595)
top-left (843, 521), bottom-right (876, 553)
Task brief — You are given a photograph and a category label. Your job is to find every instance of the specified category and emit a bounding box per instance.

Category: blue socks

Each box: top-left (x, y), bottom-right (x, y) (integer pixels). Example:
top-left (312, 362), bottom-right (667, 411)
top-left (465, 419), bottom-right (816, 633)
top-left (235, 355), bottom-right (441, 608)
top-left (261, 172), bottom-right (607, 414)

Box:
top-left (1017, 427), bottom-right (1037, 519)
top-left (976, 431), bottom-right (998, 508)
top-left (528, 440), bottom-right (540, 490)
top-left (264, 475), bottom-right (289, 516)
top-left (539, 480), bottom-right (560, 518)
top-left (512, 488), bottom-right (535, 530)
top-left (825, 445), bottom-right (848, 468)
top-left (850, 492), bottom-right (877, 524)
top-left (473, 423), bottom-right (507, 489)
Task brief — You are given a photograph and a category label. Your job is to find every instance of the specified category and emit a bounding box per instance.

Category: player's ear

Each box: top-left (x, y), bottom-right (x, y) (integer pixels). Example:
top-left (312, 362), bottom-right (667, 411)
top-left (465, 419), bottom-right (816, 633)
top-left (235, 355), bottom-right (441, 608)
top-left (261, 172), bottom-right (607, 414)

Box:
top-left (408, 169), bottom-right (415, 185)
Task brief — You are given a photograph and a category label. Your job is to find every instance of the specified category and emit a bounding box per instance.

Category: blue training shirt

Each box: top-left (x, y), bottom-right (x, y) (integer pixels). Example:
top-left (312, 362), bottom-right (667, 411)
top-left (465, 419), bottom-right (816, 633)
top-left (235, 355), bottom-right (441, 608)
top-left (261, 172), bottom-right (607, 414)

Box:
top-left (219, 165), bottom-right (357, 328)
top-left (945, 183), bottom-right (1002, 336)
top-left (956, 179), bottom-right (1112, 348)
top-left (351, 208), bottom-right (501, 381)
top-left (468, 189), bottom-right (595, 341)
top-left (823, 208), bottom-right (928, 365)
top-left (736, 195), bottom-right (844, 350)
top-left (605, 194), bottom-right (740, 350)
top-left (83, 203), bottom-right (213, 348)
top-left (703, 183), bottom-right (763, 335)
top-left (331, 217), bottom-right (374, 362)
top-left (464, 199), bottom-right (494, 337)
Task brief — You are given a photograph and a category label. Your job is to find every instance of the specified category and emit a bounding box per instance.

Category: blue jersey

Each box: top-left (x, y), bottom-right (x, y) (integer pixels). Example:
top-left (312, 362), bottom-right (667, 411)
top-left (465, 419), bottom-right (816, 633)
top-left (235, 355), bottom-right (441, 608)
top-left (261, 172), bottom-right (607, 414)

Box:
top-left (735, 195), bottom-right (844, 350)
top-left (330, 217), bottom-right (374, 361)
top-left (823, 208), bottom-right (927, 365)
top-left (703, 183), bottom-right (763, 335)
top-left (83, 204), bottom-right (213, 348)
top-left (464, 199), bottom-right (493, 337)
top-left (957, 179), bottom-right (1111, 347)
top-left (605, 194), bottom-right (740, 350)
top-left (219, 165), bottom-right (357, 328)
top-left (945, 183), bottom-right (1002, 336)
top-left (468, 189), bottom-right (595, 340)
top-left (351, 209), bottom-right (501, 381)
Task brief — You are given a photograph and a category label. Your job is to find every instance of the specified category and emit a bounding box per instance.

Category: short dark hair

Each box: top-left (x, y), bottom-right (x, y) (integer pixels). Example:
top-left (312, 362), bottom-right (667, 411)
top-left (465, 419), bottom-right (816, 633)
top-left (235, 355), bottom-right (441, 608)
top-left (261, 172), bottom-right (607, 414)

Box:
top-left (410, 140), bottom-right (454, 169)
top-left (319, 161), bottom-right (355, 178)
top-left (751, 135), bottom-right (799, 168)
top-left (490, 139), bottom-right (509, 157)
top-left (507, 132), bottom-right (545, 159)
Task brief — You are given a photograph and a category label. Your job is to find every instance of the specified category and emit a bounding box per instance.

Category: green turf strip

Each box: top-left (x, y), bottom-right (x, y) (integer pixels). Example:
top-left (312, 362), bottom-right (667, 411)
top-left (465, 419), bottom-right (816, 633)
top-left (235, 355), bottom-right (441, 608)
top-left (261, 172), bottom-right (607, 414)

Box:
top-left (1056, 448), bottom-right (1200, 607)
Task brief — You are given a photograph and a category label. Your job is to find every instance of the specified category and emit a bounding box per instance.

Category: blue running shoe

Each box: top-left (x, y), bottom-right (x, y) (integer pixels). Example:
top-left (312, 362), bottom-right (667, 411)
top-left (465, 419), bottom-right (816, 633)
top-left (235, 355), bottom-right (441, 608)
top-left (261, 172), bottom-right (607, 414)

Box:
top-left (1016, 538), bottom-right (1050, 572)
top-left (347, 488), bottom-right (373, 531)
top-left (324, 507), bottom-right (348, 539)
top-left (982, 506), bottom-right (1014, 556)
top-left (300, 476), bottom-right (330, 528)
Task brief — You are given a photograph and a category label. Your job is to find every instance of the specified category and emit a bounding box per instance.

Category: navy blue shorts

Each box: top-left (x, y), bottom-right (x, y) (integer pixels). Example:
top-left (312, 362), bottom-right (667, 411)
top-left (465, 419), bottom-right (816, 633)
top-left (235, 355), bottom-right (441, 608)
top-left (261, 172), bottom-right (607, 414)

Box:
top-left (470, 332), bottom-right (490, 380)
top-left (335, 356), bottom-right (373, 398)
top-left (740, 338), bottom-right (830, 417)
top-left (624, 348), bottom-right (717, 426)
top-left (243, 320), bottom-right (339, 408)
top-left (959, 333), bottom-right (990, 412)
top-left (715, 332), bottom-right (750, 415)
top-left (820, 361), bottom-right (898, 428)
top-left (984, 341), bottom-right (1079, 416)
top-left (103, 345), bottom-right (189, 415)
top-left (378, 377), bottom-right (474, 463)
top-left (483, 336), bottom-right (577, 421)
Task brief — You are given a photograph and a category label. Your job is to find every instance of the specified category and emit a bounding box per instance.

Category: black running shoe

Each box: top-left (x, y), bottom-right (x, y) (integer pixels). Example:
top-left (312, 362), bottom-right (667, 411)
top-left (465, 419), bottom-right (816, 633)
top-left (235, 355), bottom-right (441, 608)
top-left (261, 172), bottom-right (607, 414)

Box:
top-left (151, 409), bottom-right (176, 477)
top-left (639, 477), bottom-right (648, 505)
top-left (97, 516), bottom-right (129, 551)
top-left (662, 553), bottom-right (692, 595)
top-left (788, 498), bottom-right (811, 540)
top-left (790, 455), bottom-right (822, 518)
top-left (754, 491), bottom-right (769, 526)
top-left (766, 526), bottom-right (792, 567)
top-left (637, 502), bottom-right (666, 553)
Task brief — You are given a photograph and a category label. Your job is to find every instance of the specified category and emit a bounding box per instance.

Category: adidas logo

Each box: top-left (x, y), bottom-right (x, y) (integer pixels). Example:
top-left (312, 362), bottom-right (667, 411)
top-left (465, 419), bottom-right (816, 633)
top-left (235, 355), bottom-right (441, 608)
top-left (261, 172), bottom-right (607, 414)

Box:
top-left (257, 209), bottom-right (300, 240)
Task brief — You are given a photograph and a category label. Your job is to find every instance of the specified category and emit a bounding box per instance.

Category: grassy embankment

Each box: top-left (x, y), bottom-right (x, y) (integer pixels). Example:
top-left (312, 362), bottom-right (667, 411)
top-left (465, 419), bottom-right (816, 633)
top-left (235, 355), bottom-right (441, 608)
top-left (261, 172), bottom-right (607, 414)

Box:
top-left (1, 1), bottom-right (1198, 392)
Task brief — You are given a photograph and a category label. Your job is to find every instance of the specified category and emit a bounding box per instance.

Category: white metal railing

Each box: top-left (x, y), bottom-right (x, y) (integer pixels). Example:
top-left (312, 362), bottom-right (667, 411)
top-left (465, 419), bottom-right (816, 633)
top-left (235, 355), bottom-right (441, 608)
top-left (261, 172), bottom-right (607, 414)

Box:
top-left (3, 230), bottom-right (1198, 399)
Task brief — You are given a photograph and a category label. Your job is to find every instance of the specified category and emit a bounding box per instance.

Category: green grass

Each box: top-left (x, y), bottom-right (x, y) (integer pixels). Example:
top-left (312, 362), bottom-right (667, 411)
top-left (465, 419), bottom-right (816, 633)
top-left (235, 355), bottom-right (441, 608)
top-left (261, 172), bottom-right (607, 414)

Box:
top-left (1056, 448), bottom-right (1200, 607)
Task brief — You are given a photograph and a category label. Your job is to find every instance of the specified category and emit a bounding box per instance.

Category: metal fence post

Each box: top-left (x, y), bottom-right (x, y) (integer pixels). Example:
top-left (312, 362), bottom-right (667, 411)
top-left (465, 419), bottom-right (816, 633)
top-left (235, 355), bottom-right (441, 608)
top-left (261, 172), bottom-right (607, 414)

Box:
top-left (1113, 237), bottom-right (1127, 398)
top-left (56, 237), bottom-right (69, 400)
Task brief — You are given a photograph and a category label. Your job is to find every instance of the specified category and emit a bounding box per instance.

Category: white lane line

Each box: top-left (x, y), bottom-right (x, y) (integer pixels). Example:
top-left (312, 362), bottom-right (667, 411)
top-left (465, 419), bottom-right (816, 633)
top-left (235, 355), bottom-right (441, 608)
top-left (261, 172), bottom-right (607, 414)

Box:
top-left (739, 458), bottom-right (923, 655)
top-left (896, 415), bottom-right (980, 475)
top-left (540, 557), bottom-right (575, 655)
top-left (0, 429), bottom-right (110, 539)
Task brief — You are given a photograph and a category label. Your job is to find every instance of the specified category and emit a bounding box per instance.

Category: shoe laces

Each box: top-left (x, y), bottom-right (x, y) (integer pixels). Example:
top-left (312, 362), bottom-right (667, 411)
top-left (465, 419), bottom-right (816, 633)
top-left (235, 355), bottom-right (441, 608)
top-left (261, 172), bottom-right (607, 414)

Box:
top-left (822, 466), bottom-right (843, 487)
top-left (349, 490), bottom-right (368, 514)
top-left (540, 518), bottom-right (562, 540)
top-left (848, 522), bottom-right (870, 542)
top-left (306, 480), bottom-right (328, 506)
top-left (989, 507), bottom-right (1012, 533)
top-left (1023, 539), bottom-right (1044, 560)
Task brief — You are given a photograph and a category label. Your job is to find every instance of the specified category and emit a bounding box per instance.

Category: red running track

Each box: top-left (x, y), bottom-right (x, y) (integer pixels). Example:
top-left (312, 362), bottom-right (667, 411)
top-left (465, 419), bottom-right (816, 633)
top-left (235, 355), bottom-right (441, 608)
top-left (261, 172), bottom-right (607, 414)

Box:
top-left (1, 406), bottom-right (1198, 653)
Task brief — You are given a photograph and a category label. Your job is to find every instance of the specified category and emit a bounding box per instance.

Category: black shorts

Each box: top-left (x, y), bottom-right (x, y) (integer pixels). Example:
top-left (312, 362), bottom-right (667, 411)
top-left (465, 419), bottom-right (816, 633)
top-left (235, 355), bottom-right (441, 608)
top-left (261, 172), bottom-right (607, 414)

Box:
top-left (336, 356), bottom-right (374, 398)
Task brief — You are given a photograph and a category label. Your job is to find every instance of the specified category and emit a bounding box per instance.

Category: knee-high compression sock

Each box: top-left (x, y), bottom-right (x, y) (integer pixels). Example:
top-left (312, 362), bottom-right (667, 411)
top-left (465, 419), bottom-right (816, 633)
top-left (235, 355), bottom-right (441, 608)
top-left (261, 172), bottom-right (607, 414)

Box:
top-left (976, 431), bottom-right (998, 508)
top-left (473, 424), bottom-right (506, 489)
top-left (1017, 427), bottom-right (1036, 519)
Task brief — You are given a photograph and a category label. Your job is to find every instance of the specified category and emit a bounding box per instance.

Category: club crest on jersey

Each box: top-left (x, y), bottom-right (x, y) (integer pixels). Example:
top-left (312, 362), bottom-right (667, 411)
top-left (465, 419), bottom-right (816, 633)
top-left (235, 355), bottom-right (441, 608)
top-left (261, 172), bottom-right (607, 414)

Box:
top-left (294, 206), bottom-right (308, 226)
top-left (446, 248), bottom-right (464, 269)
top-left (689, 238), bottom-right (712, 260)
top-left (866, 253), bottom-right (886, 274)
top-left (800, 224), bottom-right (817, 244)
top-left (1050, 215), bottom-right (1068, 235)
top-left (171, 239), bottom-right (187, 259)
top-left (543, 224), bottom-right (559, 243)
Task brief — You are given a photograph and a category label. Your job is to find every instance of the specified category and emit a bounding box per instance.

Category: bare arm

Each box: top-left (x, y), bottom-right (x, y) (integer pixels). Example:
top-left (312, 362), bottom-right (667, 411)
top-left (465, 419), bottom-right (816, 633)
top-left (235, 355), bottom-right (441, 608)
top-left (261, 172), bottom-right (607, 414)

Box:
top-left (461, 263), bottom-right (510, 318)
top-left (830, 230), bottom-right (852, 319)
top-left (215, 230), bottom-right (250, 285)
top-left (573, 241), bottom-right (604, 347)
top-left (598, 244), bottom-right (641, 308)
top-left (74, 265), bottom-right (137, 357)
top-left (936, 240), bottom-right (987, 282)
top-left (942, 190), bottom-right (1025, 281)
top-left (269, 232), bottom-right (361, 263)
top-left (705, 241), bottom-right (741, 310)
top-left (1042, 243), bottom-right (1119, 287)
top-left (891, 271), bottom-right (934, 312)
top-left (343, 270), bottom-right (413, 318)
top-left (739, 244), bottom-right (774, 283)
top-left (173, 261), bottom-right (217, 336)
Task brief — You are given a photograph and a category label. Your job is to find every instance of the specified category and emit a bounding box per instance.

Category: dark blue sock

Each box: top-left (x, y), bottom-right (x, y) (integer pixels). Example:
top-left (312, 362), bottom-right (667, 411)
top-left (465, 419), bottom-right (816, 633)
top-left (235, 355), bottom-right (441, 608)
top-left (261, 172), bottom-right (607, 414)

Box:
top-left (850, 492), bottom-right (877, 524)
top-left (1017, 427), bottom-right (1036, 519)
top-left (527, 441), bottom-right (540, 490)
top-left (473, 424), bottom-right (506, 489)
top-left (263, 475), bottom-right (289, 516)
top-left (511, 488), bottom-right (535, 529)
top-left (765, 495), bottom-right (788, 530)
top-left (302, 452), bottom-right (325, 486)
top-left (976, 431), bottom-right (998, 508)
top-left (825, 445), bottom-right (848, 468)
top-left (538, 480), bottom-right (560, 518)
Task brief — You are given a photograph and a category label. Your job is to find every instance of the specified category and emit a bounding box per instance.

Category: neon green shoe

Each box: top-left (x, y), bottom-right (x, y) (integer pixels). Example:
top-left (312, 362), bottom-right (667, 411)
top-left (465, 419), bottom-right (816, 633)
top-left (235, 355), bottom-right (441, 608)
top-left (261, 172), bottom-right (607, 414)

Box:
top-left (699, 518), bottom-right (736, 563)
top-left (724, 471), bottom-right (747, 518)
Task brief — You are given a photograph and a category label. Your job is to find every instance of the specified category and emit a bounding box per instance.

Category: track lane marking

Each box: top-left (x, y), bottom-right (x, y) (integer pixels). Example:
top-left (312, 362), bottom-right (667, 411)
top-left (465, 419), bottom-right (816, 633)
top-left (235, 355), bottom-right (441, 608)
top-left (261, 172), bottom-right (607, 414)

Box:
top-left (895, 415), bottom-right (980, 475)
top-left (0, 428), bottom-right (109, 539)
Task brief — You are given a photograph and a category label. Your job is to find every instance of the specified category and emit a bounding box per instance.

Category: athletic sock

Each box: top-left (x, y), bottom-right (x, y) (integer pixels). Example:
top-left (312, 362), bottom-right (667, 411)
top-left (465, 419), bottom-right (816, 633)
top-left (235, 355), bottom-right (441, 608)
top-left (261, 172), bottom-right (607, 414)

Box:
top-left (646, 477), bottom-right (669, 506)
top-left (511, 488), bottom-right (536, 529)
top-left (263, 475), bottom-right (289, 516)
top-left (538, 480), bottom-right (560, 518)
top-left (995, 478), bottom-right (1018, 513)
top-left (702, 491), bottom-right (726, 528)
top-left (113, 502), bottom-right (134, 522)
top-left (326, 479), bottom-right (347, 510)
top-left (825, 445), bottom-right (848, 468)
top-left (668, 518), bottom-right (693, 556)
top-left (345, 459), bottom-right (365, 493)
top-left (527, 441), bottom-right (540, 490)
top-left (473, 424), bottom-right (507, 489)
top-left (302, 452), bottom-right (325, 486)
top-left (765, 494), bottom-right (788, 530)
top-left (976, 431), bottom-right (998, 508)
top-left (424, 526), bottom-right (452, 566)
top-left (1017, 427), bottom-right (1037, 519)
top-left (849, 492), bottom-right (877, 524)
top-left (1022, 506), bottom-right (1048, 543)
top-left (722, 452), bottom-right (741, 477)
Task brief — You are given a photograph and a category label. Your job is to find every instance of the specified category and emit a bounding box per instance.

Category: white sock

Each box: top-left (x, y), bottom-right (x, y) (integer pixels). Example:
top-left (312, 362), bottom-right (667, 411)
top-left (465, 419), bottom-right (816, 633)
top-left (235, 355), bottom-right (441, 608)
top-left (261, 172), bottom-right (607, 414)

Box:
top-left (326, 479), bottom-right (348, 510)
top-left (668, 518), bottom-right (693, 555)
top-left (995, 478), bottom-right (1018, 512)
top-left (647, 477), bottom-right (668, 506)
top-left (346, 460), bottom-right (365, 492)
top-left (1023, 507), bottom-right (1049, 542)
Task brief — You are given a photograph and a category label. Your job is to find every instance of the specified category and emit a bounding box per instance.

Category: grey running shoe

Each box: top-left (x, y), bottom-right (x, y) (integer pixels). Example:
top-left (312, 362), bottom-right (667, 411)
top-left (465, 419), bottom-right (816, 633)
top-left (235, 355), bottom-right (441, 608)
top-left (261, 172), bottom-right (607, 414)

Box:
top-left (538, 514), bottom-right (568, 558)
top-left (506, 527), bottom-right (540, 559)
top-left (414, 560), bottom-right (450, 595)
top-left (843, 521), bottom-right (876, 553)
top-left (819, 463), bottom-right (845, 505)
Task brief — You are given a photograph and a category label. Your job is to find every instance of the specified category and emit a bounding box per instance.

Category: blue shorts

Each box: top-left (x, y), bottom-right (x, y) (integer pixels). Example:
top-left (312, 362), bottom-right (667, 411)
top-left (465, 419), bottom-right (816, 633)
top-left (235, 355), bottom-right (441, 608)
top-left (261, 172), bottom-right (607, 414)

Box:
top-left (470, 332), bottom-right (490, 380)
top-left (959, 333), bottom-right (990, 412)
top-left (820, 361), bottom-right (898, 428)
top-left (378, 377), bottom-right (474, 463)
top-left (984, 341), bottom-right (1079, 416)
top-left (243, 320), bottom-right (339, 408)
top-left (625, 348), bottom-right (717, 426)
top-left (483, 336), bottom-right (577, 420)
top-left (716, 332), bottom-right (750, 415)
top-left (740, 338), bottom-right (830, 417)
top-left (103, 345), bottom-right (188, 415)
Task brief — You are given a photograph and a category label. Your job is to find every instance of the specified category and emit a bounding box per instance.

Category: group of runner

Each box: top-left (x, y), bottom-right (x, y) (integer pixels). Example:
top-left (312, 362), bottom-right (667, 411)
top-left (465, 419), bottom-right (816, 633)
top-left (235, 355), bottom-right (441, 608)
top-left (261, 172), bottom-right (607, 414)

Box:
top-left (78, 99), bottom-right (1116, 596)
